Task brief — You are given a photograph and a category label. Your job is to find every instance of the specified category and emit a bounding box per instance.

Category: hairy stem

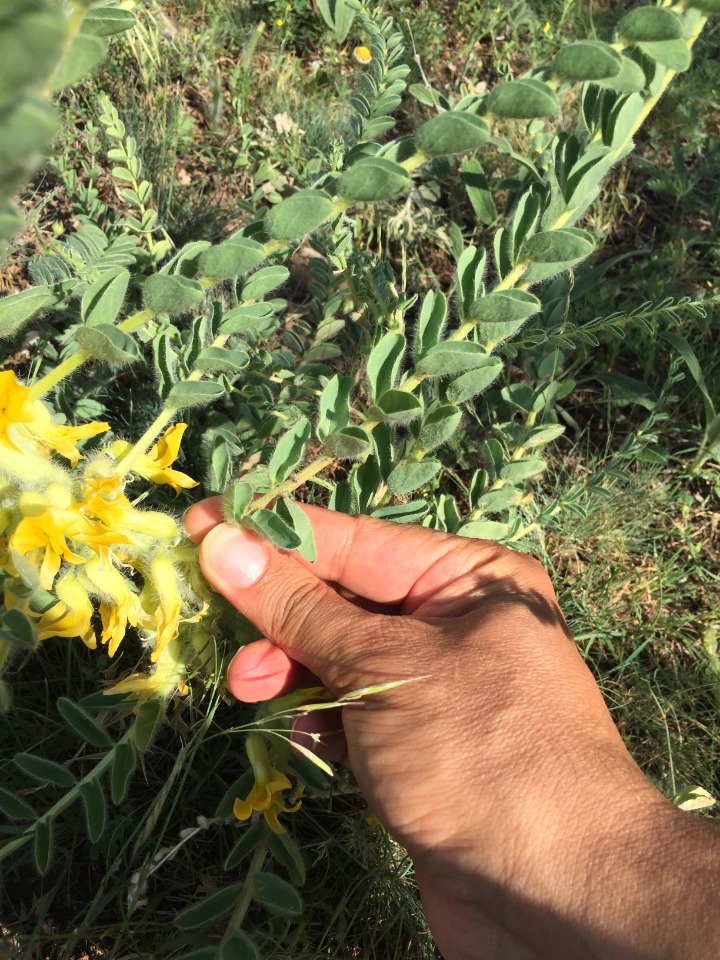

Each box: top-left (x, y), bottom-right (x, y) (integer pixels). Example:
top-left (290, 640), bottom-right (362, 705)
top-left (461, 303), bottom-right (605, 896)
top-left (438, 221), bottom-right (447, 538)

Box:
top-left (222, 837), bottom-right (268, 941)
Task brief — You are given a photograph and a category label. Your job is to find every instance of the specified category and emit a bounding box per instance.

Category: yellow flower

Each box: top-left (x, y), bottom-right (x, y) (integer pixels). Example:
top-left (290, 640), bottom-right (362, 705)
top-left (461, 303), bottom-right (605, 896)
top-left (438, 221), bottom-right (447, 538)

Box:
top-left (233, 734), bottom-right (303, 835)
top-left (29, 404), bottom-right (109, 466)
top-left (143, 554), bottom-right (181, 661)
top-left (9, 484), bottom-right (94, 589)
top-left (0, 370), bottom-right (109, 464)
top-left (543, 21), bottom-right (551, 32)
top-left (108, 424), bottom-right (198, 494)
top-left (275, 17), bottom-right (283, 26)
top-left (82, 475), bottom-right (178, 543)
top-left (106, 635), bottom-right (189, 701)
top-left (82, 557), bottom-right (143, 657)
top-left (0, 371), bottom-right (36, 452)
top-left (6, 574), bottom-right (96, 647)
top-left (353, 45), bottom-right (372, 65)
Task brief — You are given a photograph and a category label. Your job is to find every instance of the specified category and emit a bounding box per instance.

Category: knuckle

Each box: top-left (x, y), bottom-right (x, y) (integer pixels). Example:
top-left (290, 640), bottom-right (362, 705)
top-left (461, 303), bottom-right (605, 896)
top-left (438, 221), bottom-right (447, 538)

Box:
top-left (266, 575), bottom-right (326, 645)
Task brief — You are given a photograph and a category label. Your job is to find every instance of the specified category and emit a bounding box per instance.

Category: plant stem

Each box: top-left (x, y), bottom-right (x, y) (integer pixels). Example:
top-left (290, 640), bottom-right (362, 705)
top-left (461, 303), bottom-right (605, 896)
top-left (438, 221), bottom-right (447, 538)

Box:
top-left (249, 456), bottom-right (336, 514)
top-left (0, 740), bottom-right (121, 863)
top-left (114, 331), bottom-right (231, 477)
top-left (221, 836), bottom-right (268, 942)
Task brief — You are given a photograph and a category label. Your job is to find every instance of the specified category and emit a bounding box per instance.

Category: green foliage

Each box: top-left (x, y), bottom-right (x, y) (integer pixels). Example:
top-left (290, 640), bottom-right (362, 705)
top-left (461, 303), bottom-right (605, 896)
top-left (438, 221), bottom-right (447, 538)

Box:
top-left (0, 0), bottom-right (718, 957)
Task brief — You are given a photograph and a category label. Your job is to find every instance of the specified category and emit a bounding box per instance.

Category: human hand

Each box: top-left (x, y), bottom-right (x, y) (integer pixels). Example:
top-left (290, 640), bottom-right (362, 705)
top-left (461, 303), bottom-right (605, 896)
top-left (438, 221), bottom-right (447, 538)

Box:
top-left (185, 501), bottom-right (719, 960)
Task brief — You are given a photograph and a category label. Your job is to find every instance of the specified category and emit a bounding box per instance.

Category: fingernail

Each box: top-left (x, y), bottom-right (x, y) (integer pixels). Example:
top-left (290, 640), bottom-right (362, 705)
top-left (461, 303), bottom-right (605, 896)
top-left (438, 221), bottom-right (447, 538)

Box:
top-left (203, 525), bottom-right (269, 588)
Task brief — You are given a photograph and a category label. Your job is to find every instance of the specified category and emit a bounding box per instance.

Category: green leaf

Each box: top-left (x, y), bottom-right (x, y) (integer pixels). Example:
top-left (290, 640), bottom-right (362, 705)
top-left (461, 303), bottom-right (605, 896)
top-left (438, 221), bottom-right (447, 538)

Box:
top-left (500, 458), bottom-right (546, 482)
top-left (371, 500), bottom-right (429, 523)
top-left (57, 697), bottom-right (112, 749)
top-left (143, 274), bottom-right (205, 315)
top-left (417, 111), bottom-right (490, 157)
top-left (276, 498), bottom-right (316, 562)
top-left (597, 56), bottom-right (647, 93)
top-left (80, 778), bottom-right (106, 843)
top-left (111, 741), bottom-right (137, 804)
top-left (34, 818), bottom-right (53, 876)
top-left (175, 883), bottom-right (244, 930)
top-left (471, 290), bottom-right (541, 346)
top-left (243, 510), bottom-right (303, 550)
top-left (471, 289), bottom-right (541, 324)
top-left (524, 424), bottom-right (565, 449)
top-left (265, 189), bottom-right (334, 242)
top-left (475, 487), bottom-right (523, 513)
top-left (458, 520), bottom-right (510, 540)
top-left (166, 380), bottom-right (226, 410)
top-left (660, 330), bottom-right (716, 428)
top-left (317, 374), bottom-right (352, 440)
top-left (0, 96), bottom-right (57, 171)
top-left (488, 79), bottom-right (559, 119)
top-left (14, 752), bottom-right (77, 788)
top-left (373, 389), bottom-right (423, 425)
top-left (617, 7), bottom-right (684, 42)
top-left (482, 438), bottom-right (506, 482)
top-left (224, 481), bottom-right (254, 524)
top-left (82, 6), bottom-right (137, 36)
top-left (252, 871), bottom-right (303, 915)
top-left (337, 157), bottom-right (410, 201)
top-left (461, 158), bottom-right (497, 225)
top-left (52, 35), bottom-right (108, 91)
top-left (0, 7), bottom-right (65, 102)
top-left (1, 609), bottom-right (37, 649)
top-left (220, 933), bottom-right (259, 960)
top-left (417, 341), bottom-right (489, 377)
top-left (387, 459), bottom-right (441, 495)
top-left (315, 0), bottom-right (355, 42)
top-left (0, 285), bottom-right (55, 338)
top-left (81, 267), bottom-right (130, 327)
top-left (323, 427), bottom-right (371, 460)
top-left (132, 698), bottom-right (163, 752)
top-left (686, 0), bottom-right (720, 11)
top-left (220, 302), bottom-right (275, 335)
top-left (75, 324), bottom-right (139, 365)
top-left (268, 417), bottom-right (312, 485)
top-left (446, 358), bottom-right (503, 403)
top-left (418, 406), bottom-right (461, 449)
top-left (366, 332), bottom-right (406, 401)
top-left (27, 587), bottom-right (57, 616)
top-left (637, 39), bottom-right (692, 71)
top-left (0, 785), bottom-right (36, 820)
top-left (552, 40), bottom-right (623, 81)
top-left (241, 265), bottom-right (290, 300)
top-left (193, 347), bottom-right (249, 374)
top-left (414, 290), bottom-right (447, 361)
top-left (457, 245), bottom-right (487, 319)
top-left (198, 238), bottom-right (267, 281)
top-left (224, 821), bottom-right (265, 869)
top-left (267, 828), bottom-right (306, 886)
top-left (216, 771), bottom-right (254, 818)
top-left (522, 227), bottom-right (594, 264)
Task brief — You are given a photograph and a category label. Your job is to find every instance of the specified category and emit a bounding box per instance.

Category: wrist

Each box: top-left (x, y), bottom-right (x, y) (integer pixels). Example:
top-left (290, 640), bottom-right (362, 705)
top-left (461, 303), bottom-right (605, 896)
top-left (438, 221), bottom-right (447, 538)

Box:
top-left (415, 749), bottom-right (720, 960)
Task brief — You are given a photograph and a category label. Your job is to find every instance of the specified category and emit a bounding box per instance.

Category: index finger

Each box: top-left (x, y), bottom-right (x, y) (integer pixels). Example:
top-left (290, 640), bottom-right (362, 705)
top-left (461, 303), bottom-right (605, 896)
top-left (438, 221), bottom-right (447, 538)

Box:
top-left (184, 498), bottom-right (514, 612)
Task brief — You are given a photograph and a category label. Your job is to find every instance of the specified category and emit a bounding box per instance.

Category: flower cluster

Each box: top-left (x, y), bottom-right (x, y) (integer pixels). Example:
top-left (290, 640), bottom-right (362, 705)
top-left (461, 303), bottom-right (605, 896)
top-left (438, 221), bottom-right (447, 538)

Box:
top-left (0, 370), bottom-right (210, 700)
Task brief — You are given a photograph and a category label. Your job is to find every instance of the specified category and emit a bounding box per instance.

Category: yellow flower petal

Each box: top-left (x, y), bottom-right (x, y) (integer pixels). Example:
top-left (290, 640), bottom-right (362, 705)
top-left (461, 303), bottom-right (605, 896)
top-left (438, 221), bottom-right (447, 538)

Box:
top-left (0, 371), bottom-right (37, 452)
top-left (109, 424), bottom-right (198, 494)
top-left (148, 554), bottom-right (181, 660)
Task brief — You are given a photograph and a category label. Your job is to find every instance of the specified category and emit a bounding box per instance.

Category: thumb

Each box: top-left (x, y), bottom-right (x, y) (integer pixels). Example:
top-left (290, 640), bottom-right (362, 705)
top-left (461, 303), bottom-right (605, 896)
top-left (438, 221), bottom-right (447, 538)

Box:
top-left (198, 522), bottom-right (381, 693)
